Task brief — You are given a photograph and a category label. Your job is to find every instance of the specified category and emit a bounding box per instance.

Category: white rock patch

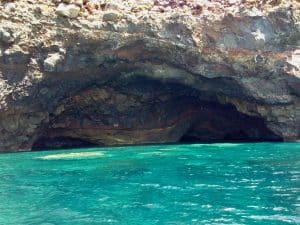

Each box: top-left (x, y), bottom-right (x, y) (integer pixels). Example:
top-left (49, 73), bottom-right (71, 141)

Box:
top-left (56, 3), bottom-right (81, 18)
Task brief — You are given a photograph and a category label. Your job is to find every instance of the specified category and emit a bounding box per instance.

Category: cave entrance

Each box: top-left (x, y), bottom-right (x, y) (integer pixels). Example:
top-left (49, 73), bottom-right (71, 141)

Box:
top-left (178, 102), bottom-right (283, 143)
top-left (31, 78), bottom-right (283, 151)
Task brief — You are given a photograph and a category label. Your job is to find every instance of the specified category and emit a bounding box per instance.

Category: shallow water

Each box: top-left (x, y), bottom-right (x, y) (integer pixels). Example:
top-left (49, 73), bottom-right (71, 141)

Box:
top-left (0, 143), bottom-right (299, 225)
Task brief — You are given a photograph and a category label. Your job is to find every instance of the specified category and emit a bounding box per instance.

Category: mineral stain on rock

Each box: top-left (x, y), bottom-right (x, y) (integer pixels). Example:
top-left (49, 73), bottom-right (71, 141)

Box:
top-left (0, 0), bottom-right (299, 152)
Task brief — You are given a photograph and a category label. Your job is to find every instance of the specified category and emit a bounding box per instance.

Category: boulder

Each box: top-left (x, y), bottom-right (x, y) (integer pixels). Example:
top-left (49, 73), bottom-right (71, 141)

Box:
top-left (102, 11), bottom-right (120, 22)
top-left (0, 28), bottom-right (14, 44)
top-left (43, 53), bottom-right (65, 72)
top-left (56, 3), bottom-right (81, 18)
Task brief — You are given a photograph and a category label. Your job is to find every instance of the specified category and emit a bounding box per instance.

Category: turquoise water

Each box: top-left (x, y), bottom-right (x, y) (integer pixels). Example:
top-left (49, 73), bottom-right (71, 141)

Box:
top-left (0, 143), bottom-right (299, 225)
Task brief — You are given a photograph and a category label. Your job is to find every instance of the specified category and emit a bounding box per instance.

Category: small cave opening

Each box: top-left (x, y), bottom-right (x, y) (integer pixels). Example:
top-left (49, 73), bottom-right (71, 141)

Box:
top-left (32, 136), bottom-right (99, 151)
top-left (179, 102), bottom-right (283, 143)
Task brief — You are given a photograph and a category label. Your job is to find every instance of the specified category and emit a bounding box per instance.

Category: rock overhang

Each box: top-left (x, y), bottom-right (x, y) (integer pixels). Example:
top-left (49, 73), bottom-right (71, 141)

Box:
top-left (0, 0), bottom-right (299, 152)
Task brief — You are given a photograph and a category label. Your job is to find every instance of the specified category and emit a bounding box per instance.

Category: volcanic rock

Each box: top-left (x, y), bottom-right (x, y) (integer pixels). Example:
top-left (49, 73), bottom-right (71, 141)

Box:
top-left (0, 0), bottom-right (299, 152)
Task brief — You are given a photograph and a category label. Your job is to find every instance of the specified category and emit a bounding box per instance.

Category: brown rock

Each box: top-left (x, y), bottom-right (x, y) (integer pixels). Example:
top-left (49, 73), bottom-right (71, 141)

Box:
top-left (0, 0), bottom-right (299, 152)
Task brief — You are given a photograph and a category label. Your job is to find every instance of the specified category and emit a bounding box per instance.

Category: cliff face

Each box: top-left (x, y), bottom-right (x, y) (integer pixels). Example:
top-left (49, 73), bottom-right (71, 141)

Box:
top-left (0, 0), bottom-right (299, 152)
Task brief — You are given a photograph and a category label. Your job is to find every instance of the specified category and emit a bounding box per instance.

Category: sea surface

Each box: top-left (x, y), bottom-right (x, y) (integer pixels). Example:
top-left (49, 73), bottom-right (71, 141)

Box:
top-left (0, 143), bottom-right (299, 225)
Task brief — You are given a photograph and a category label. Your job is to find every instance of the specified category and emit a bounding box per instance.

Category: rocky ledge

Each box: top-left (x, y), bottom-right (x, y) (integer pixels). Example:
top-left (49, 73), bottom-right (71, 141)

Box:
top-left (0, 0), bottom-right (299, 152)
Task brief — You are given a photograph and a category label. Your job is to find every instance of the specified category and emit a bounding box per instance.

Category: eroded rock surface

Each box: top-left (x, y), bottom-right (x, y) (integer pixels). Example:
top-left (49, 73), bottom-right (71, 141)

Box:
top-left (0, 0), bottom-right (299, 152)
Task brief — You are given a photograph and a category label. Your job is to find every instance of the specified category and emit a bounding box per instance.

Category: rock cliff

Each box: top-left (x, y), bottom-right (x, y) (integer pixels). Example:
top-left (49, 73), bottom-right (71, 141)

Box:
top-left (0, 0), bottom-right (299, 152)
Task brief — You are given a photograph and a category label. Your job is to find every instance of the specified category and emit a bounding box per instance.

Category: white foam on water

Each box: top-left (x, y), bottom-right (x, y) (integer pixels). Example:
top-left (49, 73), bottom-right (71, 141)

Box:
top-left (223, 207), bottom-right (237, 212)
top-left (158, 148), bottom-right (176, 151)
top-left (140, 183), bottom-right (160, 188)
top-left (213, 218), bottom-right (233, 222)
top-left (161, 185), bottom-right (181, 190)
top-left (143, 203), bottom-right (163, 209)
top-left (201, 204), bottom-right (213, 208)
top-left (179, 202), bottom-right (198, 207)
top-left (247, 215), bottom-right (300, 223)
top-left (273, 171), bottom-right (285, 175)
top-left (273, 207), bottom-right (287, 211)
top-left (37, 152), bottom-right (106, 160)
top-left (98, 197), bottom-right (110, 202)
top-left (245, 185), bottom-right (258, 189)
top-left (195, 184), bottom-right (223, 188)
top-left (138, 151), bottom-right (163, 156)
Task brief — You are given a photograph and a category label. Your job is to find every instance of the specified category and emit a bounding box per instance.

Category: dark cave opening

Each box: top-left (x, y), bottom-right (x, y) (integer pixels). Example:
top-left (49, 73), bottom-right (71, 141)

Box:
top-left (31, 100), bottom-right (282, 151)
top-left (30, 77), bottom-right (283, 151)
top-left (179, 102), bottom-right (283, 143)
top-left (32, 136), bottom-right (99, 151)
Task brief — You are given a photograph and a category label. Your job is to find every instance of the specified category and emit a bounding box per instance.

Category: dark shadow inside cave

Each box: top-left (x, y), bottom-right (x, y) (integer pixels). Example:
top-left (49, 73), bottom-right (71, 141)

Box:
top-left (31, 76), bottom-right (283, 151)
top-left (32, 137), bottom-right (99, 151)
top-left (179, 101), bottom-right (283, 143)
